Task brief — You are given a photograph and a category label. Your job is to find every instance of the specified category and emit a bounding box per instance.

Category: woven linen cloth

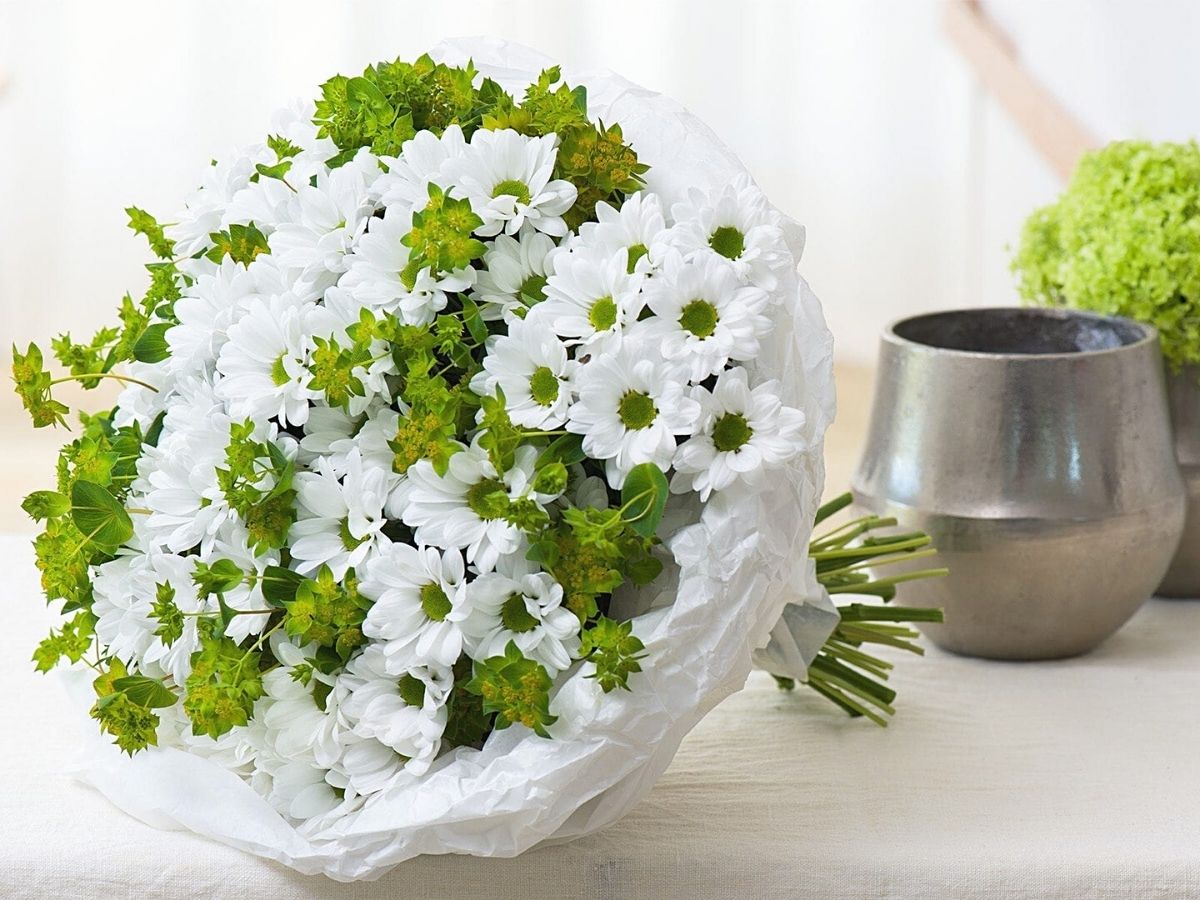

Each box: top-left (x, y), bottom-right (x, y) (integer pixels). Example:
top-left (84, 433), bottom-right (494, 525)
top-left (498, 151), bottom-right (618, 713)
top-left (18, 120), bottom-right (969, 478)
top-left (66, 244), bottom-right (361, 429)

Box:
top-left (2, 531), bottom-right (1199, 898)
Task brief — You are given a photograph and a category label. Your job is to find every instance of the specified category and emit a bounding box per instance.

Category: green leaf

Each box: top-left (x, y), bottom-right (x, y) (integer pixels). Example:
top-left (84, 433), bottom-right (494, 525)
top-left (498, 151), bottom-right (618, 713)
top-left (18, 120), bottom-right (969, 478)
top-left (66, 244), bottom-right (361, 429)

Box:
top-left (70, 480), bottom-right (133, 550)
top-left (620, 463), bottom-right (669, 538)
top-left (261, 565), bottom-right (306, 606)
top-left (22, 490), bottom-right (70, 521)
top-left (112, 675), bottom-right (178, 709)
top-left (132, 322), bottom-right (172, 364)
top-left (536, 433), bottom-right (586, 469)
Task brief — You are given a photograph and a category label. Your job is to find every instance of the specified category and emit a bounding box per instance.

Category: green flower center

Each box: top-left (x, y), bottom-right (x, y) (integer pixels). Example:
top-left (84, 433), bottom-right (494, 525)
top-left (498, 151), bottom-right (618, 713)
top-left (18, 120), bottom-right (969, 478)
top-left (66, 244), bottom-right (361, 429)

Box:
top-left (397, 673), bottom-right (426, 707)
top-left (270, 354), bottom-right (290, 387)
top-left (709, 225), bottom-right (746, 260)
top-left (419, 581), bottom-right (453, 622)
top-left (465, 477), bottom-right (508, 520)
top-left (529, 366), bottom-right (560, 407)
top-left (618, 390), bottom-right (658, 430)
top-left (626, 243), bottom-right (649, 273)
top-left (588, 296), bottom-right (618, 332)
top-left (679, 299), bottom-right (719, 338)
top-left (519, 272), bottom-right (548, 302)
top-left (500, 593), bottom-right (541, 633)
top-left (492, 179), bottom-right (532, 205)
top-left (339, 518), bottom-right (368, 552)
top-left (712, 412), bottom-right (754, 453)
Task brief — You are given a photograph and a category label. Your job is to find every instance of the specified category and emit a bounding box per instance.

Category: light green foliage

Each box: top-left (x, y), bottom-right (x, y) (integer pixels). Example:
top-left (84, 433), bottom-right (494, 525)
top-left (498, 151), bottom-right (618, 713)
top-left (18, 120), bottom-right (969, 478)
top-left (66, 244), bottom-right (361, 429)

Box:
top-left (90, 658), bottom-right (172, 755)
top-left (579, 616), bottom-right (646, 693)
top-left (1012, 140), bottom-right (1200, 368)
top-left (33, 610), bottom-right (96, 673)
top-left (402, 183), bottom-right (486, 287)
top-left (183, 620), bottom-right (265, 740)
top-left (283, 565), bottom-right (372, 661)
top-left (216, 421), bottom-right (297, 554)
top-left (206, 222), bottom-right (270, 265)
top-left (126, 207), bottom-right (176, 260)
top-left (466, 641), bottom-right (557, 737)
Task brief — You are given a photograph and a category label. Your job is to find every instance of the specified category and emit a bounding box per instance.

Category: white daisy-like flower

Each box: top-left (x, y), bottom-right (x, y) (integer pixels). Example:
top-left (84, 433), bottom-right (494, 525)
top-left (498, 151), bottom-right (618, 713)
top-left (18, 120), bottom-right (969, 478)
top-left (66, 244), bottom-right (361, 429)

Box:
top-left (566, 338), bottom-right (700, 489)
top-left (470, 230), bottom-right (557, 321)
top-left (534, 245), bottom-right (644, 352)
top-left (166, 149), bottom-right (272, 262)
top-left (257, 634), bottom-right (347, 767)
top-left (166, 258), bottom-right (258, 380)
top-left (289, 449), bottom-right (393, 579)
top-left (668, 175), bottom-right (791, 290)
top-left (398, 440), bottom-right (546, 572)
top-left (469, 316), bottom-right (577, 429)
top-left (135, 383), bottom-right (240, 555)
top-left (442, 128), bottom-right (577, 237)
top-left (268, 148), bottom-right (380, 295)
top-left (215, 293), bottom-right (332, 427)
top-left (372, 125), bottom-right (467, 209)
top-left (267, 98), bottom-right (339, 186)
top-left (672, 367), bottom-right (807, 500)
top-left (339, 644), bottom-right (451, 775)
top-left (250, 750), bottom-right (344, 821)
top-left (640, 252), bottom-right (771, 383)
top-left (578, 192), bottom-right (667, 275)
top-left (340, 207), bottom-right (476, 325)
top-left (325, 731), bottom-right (411, 802)
top-left (298, 402), bottom-right (401, 489)
top-left (91, 549), bottom-right (209, 685)
top-left (464, 555), bottom-right (581, 673)
top-left (359, 543), bottom-right (470, 669)
top-left (111, 360), bottom-right (176, 431)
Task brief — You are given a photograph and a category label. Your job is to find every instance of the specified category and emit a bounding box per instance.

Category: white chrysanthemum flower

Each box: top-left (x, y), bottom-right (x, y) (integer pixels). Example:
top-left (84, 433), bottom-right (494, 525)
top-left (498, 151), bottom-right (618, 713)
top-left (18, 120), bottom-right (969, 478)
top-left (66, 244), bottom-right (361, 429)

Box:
top-left (372, 125), bottom-right (467, 209)
top-left (257, 635), bottom-right (347, 767)
top-left (252, 754), bottom-right (344, 821)
top-left (268, 149), bottom-right (380, 295)
top-left (267, 98), bottom-right (339, 185)
top-left (471, 230), bottom-right (557, 321)
top-left (111, 360), bottom-right (176, 431)
top-left (166, 149), bottom-right (272, 261)
top-left (289, 449), bottom-right (393, 579)
top-left (166, 258), bottom-right (259, 380)
top-left (359, 543), bottom-right (470, 669)
top-left (668, 175), bottom-right (791, 290)
top-left (464, 555), bottom-right (581, 673)
top-left (442, 129), bottom-right (577, 237)
top-left (135, 383), bottom-right (238, 555)
top-left (340, 644), bottom-right (451, 775)
top-left (216, 293), bottom-right (333, 427)
top-left (566, 339), bottom-right (700, 488)
top-left (298, 403), bottom-right (401, 488)
top-left (640, 252), bottom-right (771, 383)
top-left (534, 245), bottom-right (644, 352)
top-left (325, 732), bottom-right (411, 802)
top-left (340, 207), bottom-right (475, 325)
top-left (672, 367), bottom-right (807, 500)
top-left (209, 525), bottom-right (278, 643)
top-left (91, 549), bottom-right (209, 685)
top-left (398, 440), bottom-right (546, 572)
top-left (578, 192), bottom-right (667, 275)
top-left (469, 316), bottom-right (577, 429)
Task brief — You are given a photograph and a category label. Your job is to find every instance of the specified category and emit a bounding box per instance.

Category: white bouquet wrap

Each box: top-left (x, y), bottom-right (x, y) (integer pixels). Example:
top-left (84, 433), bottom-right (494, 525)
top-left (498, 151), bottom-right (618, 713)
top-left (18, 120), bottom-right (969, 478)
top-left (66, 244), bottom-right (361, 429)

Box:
top-left (21, 38), bottom-right (836, 881)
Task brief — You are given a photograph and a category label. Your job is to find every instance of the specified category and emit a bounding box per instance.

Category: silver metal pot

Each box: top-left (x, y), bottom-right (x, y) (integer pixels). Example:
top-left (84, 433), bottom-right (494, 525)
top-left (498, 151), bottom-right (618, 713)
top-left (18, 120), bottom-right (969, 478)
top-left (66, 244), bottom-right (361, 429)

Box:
top-left (852, 308), bottom-right (1185, 660)
top-left (1158, 367), bottom-right (1200, 597)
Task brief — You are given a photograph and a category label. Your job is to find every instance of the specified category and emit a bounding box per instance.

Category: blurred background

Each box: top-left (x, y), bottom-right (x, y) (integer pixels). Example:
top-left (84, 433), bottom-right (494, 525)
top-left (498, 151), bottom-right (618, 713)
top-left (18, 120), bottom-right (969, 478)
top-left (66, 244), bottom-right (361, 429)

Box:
top-left (0, 0), bottom-right (1197, 525)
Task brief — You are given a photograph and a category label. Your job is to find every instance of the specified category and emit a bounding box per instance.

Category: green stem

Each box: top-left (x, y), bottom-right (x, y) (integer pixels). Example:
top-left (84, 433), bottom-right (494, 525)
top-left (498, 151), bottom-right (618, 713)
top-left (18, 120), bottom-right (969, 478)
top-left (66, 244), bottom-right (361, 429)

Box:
top-left (49, 373), bottom-right (159, 392)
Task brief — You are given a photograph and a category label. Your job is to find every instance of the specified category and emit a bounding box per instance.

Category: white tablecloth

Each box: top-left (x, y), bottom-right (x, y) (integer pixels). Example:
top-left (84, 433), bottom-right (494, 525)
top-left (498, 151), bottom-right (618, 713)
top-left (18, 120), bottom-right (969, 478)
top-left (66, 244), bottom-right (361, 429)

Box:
top-left (2, 532), bottom-right (1198, 899)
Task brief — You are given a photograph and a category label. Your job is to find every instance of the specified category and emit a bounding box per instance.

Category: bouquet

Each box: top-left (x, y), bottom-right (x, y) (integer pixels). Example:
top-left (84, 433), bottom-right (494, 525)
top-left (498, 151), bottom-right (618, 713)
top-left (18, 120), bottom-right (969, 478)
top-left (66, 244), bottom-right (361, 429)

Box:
top-left (9, 39), bottom-right (921, 879)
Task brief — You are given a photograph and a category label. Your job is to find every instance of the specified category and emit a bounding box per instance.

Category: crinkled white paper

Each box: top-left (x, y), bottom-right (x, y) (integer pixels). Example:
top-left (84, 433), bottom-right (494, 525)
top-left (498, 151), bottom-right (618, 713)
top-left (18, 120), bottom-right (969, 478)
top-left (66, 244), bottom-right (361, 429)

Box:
top-left (66, 38), bottom-right (837, 881)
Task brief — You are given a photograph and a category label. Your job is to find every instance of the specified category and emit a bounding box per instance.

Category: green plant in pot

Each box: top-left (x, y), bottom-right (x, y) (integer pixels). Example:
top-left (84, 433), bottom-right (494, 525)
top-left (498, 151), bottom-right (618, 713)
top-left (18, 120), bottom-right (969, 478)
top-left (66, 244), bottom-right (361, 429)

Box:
top-left (1012, 139), bottom-right (1200, 596)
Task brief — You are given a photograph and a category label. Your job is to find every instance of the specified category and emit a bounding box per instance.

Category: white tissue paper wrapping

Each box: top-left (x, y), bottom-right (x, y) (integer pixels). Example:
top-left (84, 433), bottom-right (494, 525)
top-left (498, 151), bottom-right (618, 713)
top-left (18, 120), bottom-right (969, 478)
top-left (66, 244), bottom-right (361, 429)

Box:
top-left (64, 37), bottom-right (838, 881)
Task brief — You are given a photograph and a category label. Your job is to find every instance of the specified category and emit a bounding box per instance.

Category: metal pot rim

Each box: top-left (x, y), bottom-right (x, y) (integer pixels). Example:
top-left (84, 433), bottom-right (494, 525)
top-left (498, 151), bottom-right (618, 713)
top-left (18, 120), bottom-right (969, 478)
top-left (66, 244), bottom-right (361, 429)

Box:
top-left (883, 307), bottom-right (1158, 361)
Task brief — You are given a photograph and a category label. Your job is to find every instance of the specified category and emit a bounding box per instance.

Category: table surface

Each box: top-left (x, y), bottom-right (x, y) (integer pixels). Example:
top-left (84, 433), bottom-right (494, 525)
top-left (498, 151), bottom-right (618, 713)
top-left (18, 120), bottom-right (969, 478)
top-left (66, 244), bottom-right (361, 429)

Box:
top-left (3, 534), bottom-right (1199, 899)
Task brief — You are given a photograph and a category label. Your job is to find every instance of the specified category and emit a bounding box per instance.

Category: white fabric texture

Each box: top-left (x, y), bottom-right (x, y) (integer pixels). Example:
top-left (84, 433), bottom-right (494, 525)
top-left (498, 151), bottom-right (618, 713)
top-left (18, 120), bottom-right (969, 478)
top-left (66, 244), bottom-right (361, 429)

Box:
top-left (5, 532), bottom-right (1200, 897)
